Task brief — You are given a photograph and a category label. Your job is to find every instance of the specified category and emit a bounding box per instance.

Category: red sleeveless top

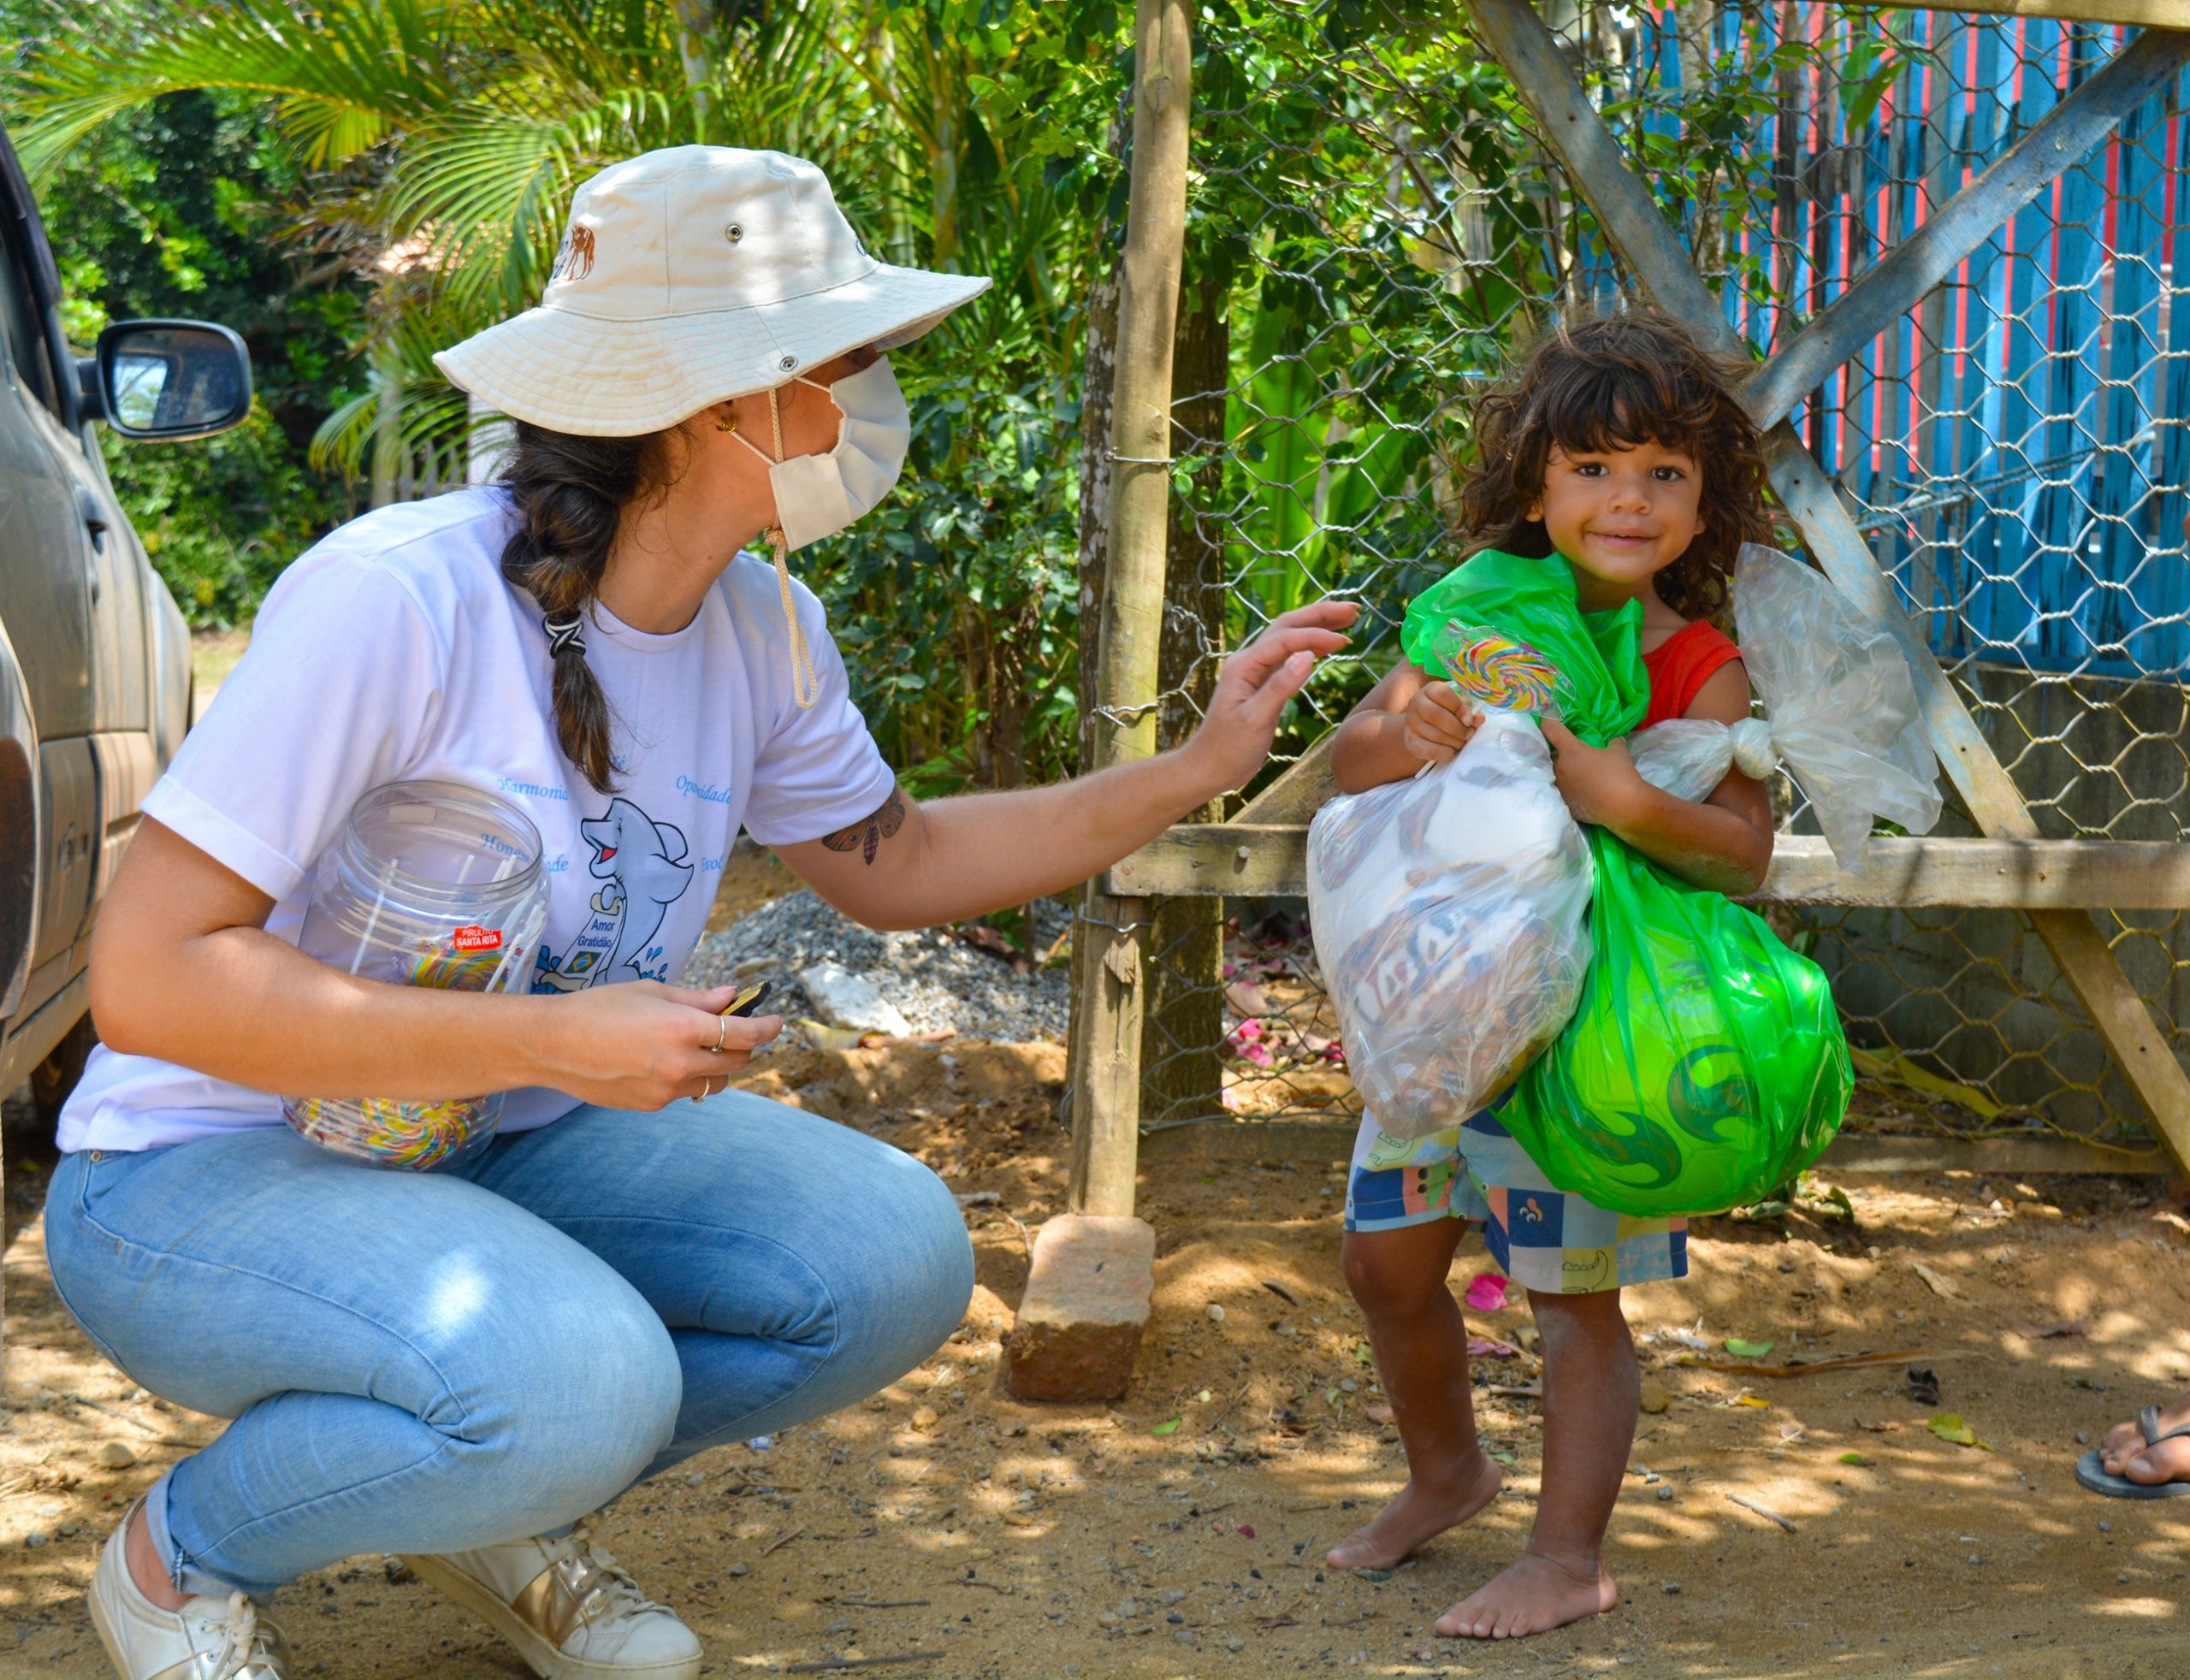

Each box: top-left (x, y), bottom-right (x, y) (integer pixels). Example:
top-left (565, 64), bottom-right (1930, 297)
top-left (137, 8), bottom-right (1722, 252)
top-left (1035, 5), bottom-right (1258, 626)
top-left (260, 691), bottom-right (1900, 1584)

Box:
top-left (1640, 621), bottom-right (1743, 729)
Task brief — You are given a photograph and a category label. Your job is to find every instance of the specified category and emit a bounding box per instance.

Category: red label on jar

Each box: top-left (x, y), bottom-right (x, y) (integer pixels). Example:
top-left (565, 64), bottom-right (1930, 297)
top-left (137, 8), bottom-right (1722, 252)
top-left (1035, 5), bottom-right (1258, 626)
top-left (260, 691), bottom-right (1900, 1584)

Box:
top-left (451, 926), bottom-right (503, 953)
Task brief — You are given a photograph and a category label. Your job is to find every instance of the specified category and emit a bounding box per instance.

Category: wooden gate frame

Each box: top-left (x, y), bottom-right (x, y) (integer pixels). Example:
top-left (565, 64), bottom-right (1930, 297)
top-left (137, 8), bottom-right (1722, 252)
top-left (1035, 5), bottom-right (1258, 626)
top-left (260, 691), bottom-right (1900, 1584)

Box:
top-left (1069, 0), bottom-right (2190, 1219)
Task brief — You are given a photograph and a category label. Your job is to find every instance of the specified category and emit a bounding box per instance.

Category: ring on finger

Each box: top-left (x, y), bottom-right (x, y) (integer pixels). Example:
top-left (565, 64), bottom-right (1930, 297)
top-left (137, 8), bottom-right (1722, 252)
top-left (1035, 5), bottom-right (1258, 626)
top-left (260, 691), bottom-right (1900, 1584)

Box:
top-left (713, 1014), bottom-right (728, 1053)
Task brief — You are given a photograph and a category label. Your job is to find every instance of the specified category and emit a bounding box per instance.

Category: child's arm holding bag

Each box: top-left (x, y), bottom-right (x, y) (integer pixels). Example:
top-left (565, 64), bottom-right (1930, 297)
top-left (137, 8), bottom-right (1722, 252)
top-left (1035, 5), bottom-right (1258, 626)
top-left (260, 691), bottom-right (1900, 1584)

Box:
top-left (1541, 661), bottom-right (1775, 897)
top-left (1331, 661), bottom-right (1484, 792)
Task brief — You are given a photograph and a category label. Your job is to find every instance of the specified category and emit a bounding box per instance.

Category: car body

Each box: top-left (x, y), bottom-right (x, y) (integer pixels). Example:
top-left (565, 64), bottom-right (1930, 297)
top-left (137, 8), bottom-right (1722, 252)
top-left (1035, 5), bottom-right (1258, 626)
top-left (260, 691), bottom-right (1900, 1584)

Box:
top-left (0, 124), bottom-right (252, 1120)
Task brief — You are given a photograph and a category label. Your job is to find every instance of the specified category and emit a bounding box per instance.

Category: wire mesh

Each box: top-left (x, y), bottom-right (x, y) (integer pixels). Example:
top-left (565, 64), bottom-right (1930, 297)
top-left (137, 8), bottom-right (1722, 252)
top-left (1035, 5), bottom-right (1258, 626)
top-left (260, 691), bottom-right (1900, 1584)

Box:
top-left (1115, 0), bottom-right (2190, 1149)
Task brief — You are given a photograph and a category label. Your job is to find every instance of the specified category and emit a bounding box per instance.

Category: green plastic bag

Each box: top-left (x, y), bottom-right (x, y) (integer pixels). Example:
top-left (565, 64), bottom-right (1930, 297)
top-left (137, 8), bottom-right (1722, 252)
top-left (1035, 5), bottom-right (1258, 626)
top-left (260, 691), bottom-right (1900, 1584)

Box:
top-left (1502, 825), bottom-right (1852, 1216)
top-left (1393, 549), bottom-right (1852, 1217)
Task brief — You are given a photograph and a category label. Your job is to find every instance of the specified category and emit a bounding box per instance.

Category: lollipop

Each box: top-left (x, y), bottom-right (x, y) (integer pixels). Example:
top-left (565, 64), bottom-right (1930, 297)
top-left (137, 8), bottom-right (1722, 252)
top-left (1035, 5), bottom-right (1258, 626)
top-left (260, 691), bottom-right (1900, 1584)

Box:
top-left (278, 940), bottom-right (506, 1168)
top-left (408, 943), bottom-right (506, 992)
top-left (355, 1095), bottom-right (481, 1168)
top-left (1435, 619), bottom-right (1564, 714)
top-left (278, 936), bottom-right (508, 1169)
top-left (284, 1092), bottom-right (483, 1170)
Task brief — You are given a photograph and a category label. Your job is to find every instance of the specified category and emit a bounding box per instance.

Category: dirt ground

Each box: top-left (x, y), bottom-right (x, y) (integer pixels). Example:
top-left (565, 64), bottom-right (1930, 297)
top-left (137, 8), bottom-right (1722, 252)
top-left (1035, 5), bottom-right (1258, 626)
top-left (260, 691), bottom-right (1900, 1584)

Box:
top-left (10, 853), bottom-right (2190, 1677)
top-left (8, 1043), bottom-right (2190, 1678)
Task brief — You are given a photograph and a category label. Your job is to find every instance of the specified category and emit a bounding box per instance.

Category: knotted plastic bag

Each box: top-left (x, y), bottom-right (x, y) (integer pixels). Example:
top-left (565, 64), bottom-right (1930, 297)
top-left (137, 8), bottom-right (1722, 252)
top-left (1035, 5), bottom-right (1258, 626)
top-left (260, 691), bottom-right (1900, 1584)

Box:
top-left (1305, 551), bottom-right (1644, 1138)
top-left (1624, 544), bottom-right (1942, 867)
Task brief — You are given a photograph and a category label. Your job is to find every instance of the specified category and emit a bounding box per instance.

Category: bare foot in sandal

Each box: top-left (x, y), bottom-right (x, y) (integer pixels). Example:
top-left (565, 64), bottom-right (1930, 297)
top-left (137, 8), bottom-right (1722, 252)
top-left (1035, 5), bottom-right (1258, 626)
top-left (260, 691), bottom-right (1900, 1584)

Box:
top-left (2095, 1391), bottom-right (2190, 1490)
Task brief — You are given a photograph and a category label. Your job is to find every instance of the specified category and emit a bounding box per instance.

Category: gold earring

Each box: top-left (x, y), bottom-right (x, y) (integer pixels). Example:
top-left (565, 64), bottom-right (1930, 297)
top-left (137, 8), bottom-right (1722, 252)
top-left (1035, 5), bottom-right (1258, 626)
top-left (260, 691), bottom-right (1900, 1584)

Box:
top-left (716, 407), bottom-right (739, 434)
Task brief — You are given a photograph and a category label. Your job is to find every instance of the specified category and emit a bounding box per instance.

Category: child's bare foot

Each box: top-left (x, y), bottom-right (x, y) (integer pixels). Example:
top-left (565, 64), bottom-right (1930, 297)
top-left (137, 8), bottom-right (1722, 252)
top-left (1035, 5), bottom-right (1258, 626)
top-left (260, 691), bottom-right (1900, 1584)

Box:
top-left (1435, 1550), bottom-right (1616, 1640)
top-left (1327, 1448), bottom-right (1502, 1570)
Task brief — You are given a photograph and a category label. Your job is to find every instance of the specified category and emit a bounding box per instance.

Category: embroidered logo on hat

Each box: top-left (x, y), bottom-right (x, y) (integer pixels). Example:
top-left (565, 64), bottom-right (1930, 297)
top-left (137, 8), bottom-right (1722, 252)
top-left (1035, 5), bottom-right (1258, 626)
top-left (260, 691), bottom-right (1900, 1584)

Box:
top-left (552, 224), bottom-right (597, 284)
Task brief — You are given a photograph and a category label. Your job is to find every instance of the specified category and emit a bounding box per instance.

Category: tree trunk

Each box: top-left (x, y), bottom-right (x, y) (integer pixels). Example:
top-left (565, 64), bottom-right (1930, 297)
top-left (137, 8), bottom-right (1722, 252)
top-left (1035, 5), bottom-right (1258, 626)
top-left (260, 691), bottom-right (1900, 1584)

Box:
top-left (1140, 269), bottom-right (1228, 1124)
top-left (369, 354), bottom-right (400, 509)
top-left (673, 0), bottom-right (716, 143)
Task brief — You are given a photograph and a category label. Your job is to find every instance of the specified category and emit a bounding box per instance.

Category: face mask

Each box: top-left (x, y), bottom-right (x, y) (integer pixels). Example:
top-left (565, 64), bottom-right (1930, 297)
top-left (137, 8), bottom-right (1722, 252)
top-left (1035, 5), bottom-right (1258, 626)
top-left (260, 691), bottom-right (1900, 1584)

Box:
top-left (731, 356), bottom-right (911, 708)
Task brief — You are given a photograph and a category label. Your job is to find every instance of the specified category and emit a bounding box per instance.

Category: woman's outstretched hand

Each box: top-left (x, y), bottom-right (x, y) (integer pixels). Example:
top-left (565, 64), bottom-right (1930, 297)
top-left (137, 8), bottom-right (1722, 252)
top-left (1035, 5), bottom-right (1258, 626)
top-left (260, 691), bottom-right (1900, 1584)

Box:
top-left (529, 981), bottom-right (784, 1111)
top-left (1182, 600), bottom-right (1358, 796)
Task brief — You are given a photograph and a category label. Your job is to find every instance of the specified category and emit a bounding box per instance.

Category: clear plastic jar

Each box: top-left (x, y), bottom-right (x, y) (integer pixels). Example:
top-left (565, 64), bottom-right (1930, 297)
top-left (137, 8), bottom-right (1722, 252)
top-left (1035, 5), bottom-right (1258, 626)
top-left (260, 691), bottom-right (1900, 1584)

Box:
top-left (282, 780), bottom-right (550, 1170)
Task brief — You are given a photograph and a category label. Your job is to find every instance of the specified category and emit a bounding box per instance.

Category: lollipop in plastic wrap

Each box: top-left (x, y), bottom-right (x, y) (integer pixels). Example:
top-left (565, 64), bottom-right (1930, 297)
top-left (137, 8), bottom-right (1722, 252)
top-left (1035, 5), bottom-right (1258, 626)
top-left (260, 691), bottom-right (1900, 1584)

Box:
top-left (1437, 623), bottom-right (1566, 717)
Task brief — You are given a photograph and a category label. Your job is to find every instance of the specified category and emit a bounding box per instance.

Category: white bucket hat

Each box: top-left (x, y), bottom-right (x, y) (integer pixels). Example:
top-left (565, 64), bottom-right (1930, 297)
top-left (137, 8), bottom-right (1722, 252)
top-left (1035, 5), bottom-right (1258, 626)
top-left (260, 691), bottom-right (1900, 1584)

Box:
top-left (434, 145), bottom-right (990, 436)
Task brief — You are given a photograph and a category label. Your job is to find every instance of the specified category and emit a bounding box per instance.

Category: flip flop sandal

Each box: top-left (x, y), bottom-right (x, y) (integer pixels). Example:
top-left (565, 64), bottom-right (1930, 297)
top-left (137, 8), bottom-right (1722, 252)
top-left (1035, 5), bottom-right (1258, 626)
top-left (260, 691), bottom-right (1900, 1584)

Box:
top-left (2076, 1405), bottom-right (2190, 1499)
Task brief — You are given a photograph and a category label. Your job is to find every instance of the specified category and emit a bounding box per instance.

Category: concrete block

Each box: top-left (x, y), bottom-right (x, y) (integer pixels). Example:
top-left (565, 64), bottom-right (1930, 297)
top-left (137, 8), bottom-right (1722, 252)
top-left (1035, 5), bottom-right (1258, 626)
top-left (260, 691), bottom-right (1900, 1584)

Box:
top-left (1005, 1213), bottom-right (1155, 1402)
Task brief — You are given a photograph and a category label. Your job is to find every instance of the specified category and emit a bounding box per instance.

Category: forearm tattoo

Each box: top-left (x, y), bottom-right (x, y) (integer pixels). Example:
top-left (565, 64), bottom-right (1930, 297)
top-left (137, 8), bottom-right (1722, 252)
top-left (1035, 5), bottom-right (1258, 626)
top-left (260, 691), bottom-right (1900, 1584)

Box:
top-left (820, 785), bottom-right (908, 866)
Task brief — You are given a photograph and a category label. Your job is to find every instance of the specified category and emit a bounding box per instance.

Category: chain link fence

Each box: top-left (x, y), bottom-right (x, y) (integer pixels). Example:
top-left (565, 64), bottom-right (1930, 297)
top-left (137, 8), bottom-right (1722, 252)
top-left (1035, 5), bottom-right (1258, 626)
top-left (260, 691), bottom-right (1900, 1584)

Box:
top-left (1118, 0), bottom-right (2190, 1151)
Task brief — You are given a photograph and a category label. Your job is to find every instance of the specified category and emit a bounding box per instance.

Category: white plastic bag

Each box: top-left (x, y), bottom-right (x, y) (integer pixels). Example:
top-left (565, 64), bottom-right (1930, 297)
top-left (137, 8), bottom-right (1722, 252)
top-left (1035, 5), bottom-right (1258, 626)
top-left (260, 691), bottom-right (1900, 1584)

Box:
top-left (1627, 543), bottom-right (1944, 867)
top-left (1306, 710), bottom-right (1594, 1139)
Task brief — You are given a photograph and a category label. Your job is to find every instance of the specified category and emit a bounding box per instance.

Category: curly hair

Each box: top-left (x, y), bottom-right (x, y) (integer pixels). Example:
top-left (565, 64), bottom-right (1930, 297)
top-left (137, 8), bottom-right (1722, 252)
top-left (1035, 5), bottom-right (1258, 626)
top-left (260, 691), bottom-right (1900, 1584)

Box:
top-left (1453, 310), bottom-right (1780, 626)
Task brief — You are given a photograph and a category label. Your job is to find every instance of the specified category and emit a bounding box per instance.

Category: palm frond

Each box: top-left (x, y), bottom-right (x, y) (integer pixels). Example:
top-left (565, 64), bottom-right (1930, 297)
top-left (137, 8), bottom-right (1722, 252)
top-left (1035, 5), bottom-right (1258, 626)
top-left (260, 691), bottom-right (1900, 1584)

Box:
top-left (14, 0), bottom-right (469, 179)
top-left (311, 296), bottom-right (479, 478)
top-left (709, 0), bottom-right (870, 172)
top-left (308, 381), bottom-right (388, 476)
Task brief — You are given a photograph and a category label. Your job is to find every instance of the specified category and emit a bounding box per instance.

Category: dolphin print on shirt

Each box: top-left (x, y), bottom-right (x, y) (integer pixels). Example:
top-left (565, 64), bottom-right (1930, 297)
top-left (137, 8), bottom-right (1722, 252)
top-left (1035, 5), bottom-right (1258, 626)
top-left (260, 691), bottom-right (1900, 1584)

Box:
top-left (530, 796), bottom-right (695, 991)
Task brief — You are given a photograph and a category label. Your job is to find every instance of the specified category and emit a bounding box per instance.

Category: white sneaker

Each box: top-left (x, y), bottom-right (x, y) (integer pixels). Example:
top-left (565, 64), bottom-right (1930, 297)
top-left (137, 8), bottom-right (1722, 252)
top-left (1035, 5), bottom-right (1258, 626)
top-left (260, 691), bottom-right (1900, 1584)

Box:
top-left (400, 1516), bottom-right (701, 1680)
top-left (86, 1505), bottom-right (294, 1679)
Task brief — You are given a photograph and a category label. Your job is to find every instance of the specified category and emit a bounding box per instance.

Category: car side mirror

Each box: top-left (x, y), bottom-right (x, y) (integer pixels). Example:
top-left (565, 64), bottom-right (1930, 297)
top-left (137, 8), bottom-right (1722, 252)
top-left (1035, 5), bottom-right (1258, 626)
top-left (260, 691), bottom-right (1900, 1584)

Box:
top-left (75, 319), bottom-right (252, 441)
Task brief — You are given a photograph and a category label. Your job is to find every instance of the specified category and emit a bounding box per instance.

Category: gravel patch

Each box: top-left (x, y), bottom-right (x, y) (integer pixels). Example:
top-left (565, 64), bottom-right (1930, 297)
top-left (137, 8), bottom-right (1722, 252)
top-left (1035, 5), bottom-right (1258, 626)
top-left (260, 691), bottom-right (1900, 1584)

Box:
top-left (682, 890), bottom-right (1073, 1043)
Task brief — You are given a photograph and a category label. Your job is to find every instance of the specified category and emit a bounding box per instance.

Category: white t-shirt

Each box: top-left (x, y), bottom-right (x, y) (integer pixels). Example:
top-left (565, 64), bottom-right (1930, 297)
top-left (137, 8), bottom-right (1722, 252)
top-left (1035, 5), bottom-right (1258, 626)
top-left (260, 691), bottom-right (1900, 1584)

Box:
top-left (57, 487), bottom-right (894, 1153)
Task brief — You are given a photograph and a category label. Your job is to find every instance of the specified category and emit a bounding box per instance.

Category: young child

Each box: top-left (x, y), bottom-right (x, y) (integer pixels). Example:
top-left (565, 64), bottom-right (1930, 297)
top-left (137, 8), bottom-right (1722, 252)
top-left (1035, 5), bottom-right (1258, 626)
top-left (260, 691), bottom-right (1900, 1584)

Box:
top-left (1325, 311), bottom-right (1781, 1640)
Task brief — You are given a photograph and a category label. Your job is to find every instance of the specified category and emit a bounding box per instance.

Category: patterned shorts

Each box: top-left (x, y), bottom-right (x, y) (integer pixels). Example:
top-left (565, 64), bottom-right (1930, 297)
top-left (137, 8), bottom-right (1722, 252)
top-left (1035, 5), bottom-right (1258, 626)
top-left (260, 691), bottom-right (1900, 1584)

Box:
top-left (1344, 1103), bottom-right (1687, 1295)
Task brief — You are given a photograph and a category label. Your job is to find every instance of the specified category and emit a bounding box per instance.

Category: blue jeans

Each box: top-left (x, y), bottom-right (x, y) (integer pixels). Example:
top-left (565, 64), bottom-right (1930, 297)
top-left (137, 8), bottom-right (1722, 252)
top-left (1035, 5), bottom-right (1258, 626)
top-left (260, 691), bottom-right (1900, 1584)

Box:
top-left (42, 1091), bottom-right (974, 1600)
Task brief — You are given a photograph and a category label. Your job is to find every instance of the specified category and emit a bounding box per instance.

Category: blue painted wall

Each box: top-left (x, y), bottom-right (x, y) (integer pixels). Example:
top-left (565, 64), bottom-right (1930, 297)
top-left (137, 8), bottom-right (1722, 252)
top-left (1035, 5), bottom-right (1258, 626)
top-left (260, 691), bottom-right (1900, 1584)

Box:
top-left (1619, 10), bottom-right (2190, 681)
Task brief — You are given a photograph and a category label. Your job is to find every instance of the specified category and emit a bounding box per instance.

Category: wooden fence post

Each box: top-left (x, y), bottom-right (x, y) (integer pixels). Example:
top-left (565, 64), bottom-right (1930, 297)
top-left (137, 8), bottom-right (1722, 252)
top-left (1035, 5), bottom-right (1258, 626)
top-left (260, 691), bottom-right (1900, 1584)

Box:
top-left (1009, 0), bottom-right (1192, 1405)
top-left (1065, 0), bottom-right (1193, 1220)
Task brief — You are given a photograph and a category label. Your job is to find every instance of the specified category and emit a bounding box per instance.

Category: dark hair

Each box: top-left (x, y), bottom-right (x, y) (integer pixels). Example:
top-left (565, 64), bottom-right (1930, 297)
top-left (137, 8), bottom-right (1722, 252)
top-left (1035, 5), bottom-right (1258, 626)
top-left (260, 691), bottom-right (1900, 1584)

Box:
top-left (1453, 309), bottom-right (1779, 625)
top-left (498, 421), bottom-right (684, 793)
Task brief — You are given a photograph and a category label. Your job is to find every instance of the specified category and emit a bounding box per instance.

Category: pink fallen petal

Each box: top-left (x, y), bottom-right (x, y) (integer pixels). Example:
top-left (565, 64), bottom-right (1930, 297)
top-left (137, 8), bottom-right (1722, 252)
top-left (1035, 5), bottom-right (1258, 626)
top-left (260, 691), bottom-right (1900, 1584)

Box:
top-left (1463, 1272), bottom-right (1512, 1312)
top-left (1468, 1336), bottom-right (1521, 1359)
top-left (1224, 980), bottom-right (1270, 1018)
top-left (1241, 1043), bottom-right (1275, 1068)
top-left (1236, 1523), bottom-right (1256, 1539)
top-left (1221, 1086), bottom-right (1245, 1110)
top-left (1222, 963), bottom-right (1240, 980)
